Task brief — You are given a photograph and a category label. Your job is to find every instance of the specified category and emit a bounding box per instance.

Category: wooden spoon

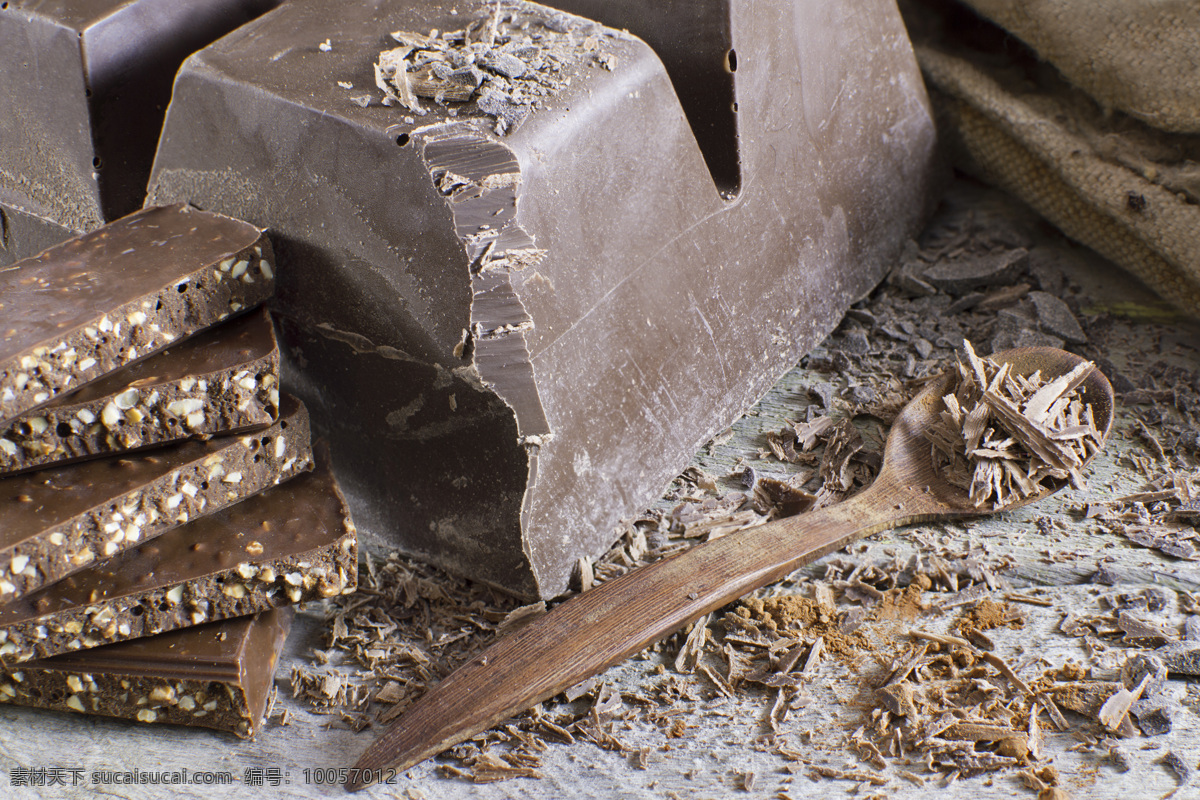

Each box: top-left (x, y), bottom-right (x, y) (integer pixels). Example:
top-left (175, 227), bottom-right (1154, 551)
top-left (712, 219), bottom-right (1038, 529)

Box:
top-left (345, 347), bottom-right (1113, 789)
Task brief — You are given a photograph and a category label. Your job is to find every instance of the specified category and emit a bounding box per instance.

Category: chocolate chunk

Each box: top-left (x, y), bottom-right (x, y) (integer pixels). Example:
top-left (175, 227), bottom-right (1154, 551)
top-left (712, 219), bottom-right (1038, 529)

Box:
top-left (923, 249), bottom-right (1029, 295)
top-left (1029, 291), bottom-right (1088, 344)
top-left (833, 329), bottom-right (872, 356)
top-left (0, 0), bottom-right (278, 235)
top-left (0, 608), bottom-right (292, 738)
top-left (0, 204), bottom-right (275, 426)
top-left (946, 292), bottom-right (985, 315)
top-left (0, 308), bottom-right (281, 474)
top-left (0, 395), bottom-right (311, 604)
top-left (1133, 704), bottom-right (1173, 736)
top-left (0, 447), bottom-right (355, 665)
top-left (1026, 248), bottom-right (1068, 295)
top-left (1155, 641), bottom-right (1200, 676)
top-left (147, 0), bottom-right (938, 597)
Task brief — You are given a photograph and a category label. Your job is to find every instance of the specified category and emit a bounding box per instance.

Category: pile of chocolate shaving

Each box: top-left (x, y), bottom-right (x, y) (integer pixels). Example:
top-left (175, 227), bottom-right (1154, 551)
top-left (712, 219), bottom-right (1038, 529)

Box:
top-left (289, 551), bottom-right (527, 733)
top-left (374, 1), bottom-right (617, 133)
top-left (925, 340), bottom-right (1103, 509)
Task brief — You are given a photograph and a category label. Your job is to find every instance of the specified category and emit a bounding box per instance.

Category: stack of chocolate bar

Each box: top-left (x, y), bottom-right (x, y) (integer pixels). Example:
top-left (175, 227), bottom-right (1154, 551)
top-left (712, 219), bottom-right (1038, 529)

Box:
top-left (0, 205), bottom-right (358, 738)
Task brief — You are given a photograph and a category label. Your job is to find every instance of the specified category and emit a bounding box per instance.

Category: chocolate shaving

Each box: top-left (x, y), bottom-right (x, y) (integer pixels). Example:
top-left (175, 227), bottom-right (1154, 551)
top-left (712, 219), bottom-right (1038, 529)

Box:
top-left (375, 5), bottom-right (616, 134)
top-left (925, 340), bottom-right (1101, 508)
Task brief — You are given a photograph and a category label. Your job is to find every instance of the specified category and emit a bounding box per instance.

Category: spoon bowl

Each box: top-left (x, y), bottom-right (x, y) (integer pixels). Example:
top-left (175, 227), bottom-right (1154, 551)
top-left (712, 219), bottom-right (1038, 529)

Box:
top-left (346, 347), bottom-right (1114, 789)
top-left (884, 346), bottom-right (1114, 517)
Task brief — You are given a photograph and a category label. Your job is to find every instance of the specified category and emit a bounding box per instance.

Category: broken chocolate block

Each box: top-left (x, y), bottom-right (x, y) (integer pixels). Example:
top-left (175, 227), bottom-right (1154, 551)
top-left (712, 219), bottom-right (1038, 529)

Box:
top-left (0, 395), bottom-right (311, 604)
top-left (0, 0), bottom-right (278, 236)
top-left (148, 0), bottom-right (939, 597)
top-left (0, 608), bottom-right (292, 738)
top-left (0, 204), bottom-right (275, 426)
top-left (1, 308), bottom-right (281, 474)
top-left (0, 448), bottom-right (353, 666)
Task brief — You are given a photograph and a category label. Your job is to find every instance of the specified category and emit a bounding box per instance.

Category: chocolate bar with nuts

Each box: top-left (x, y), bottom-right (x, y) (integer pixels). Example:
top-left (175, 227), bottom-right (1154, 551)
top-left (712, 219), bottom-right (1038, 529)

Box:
top-left (0, 608), bottom-right (293, 738)
top-left (0, 203), bottom-right (275, 426)
top-left (0, 308), bottom-right (281, 475)
top-left (0, 447), bottom-right (355, 666)
top-left (0, 395), bottom-right (311, 604)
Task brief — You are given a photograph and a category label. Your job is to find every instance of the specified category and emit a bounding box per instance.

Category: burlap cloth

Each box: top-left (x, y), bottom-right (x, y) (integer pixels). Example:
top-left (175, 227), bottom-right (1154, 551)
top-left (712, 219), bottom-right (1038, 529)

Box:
top-left (906, 0), bottom-right (1200, 316)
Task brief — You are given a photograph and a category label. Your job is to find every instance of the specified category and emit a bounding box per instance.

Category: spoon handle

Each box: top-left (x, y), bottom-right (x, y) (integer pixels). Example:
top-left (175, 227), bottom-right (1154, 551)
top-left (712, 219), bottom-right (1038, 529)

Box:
top-left (347, 481), bottom-right (907, 788)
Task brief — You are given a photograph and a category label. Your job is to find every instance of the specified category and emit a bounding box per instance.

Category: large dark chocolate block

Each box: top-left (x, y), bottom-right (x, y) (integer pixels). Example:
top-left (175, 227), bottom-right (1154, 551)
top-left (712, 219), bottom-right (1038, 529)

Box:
top-left (0, 308), bottom-right (281, 475)
top-left (148, 0), bottom-right (939, 598)
top-left (0, 450), bottom-right (355, 665)
top-left (0, 203), bottom-right (274, 425)
top-left (1, 608), bottom-right (292, 738)
top-left (0, 0), bottom-right (277, 237)
top-left (0, 395), bottom-right (311, 603)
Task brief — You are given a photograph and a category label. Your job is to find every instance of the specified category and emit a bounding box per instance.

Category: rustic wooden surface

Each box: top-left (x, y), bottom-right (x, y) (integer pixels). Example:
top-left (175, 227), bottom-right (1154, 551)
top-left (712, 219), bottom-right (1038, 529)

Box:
top-left (4, 180), bottom-right (1200, 799)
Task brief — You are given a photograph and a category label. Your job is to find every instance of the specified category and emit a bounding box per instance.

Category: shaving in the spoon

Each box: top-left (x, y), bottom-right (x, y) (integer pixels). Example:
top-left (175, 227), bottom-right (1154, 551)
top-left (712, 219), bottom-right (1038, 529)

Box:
top-left (927, 340), bottom-right (1103, 509)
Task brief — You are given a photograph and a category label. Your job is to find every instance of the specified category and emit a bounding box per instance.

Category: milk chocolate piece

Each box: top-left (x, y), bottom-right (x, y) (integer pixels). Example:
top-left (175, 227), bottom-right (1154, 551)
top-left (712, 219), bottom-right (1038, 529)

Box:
top-left (0, 395), bottom-right (311, 604)
top-left (0, 608), bottom-right (292, 738)
top-left (0, 450), bottom-right (354, 665)
top-left (148, 0), bottom-right (939, 597)
top-left (0, 204), bottom-right (275, 426)
top-left (0, 0), bottom-right (278, 235)
top-left (0, 308), bottom-right (281, 475)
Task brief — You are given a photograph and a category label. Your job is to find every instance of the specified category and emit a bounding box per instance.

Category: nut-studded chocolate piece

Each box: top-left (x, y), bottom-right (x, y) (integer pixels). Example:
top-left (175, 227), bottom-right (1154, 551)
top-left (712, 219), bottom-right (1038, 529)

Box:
top-left (0, 447), bottom-right (354, 666)
top-left (0, 395), bottom-right (311, 604)
top-left (0, 204), bottom-right (275, 426)
top-left (0, 308), bottom-right (281, 475)
top-left (0, 608), bottom-right (293, 739)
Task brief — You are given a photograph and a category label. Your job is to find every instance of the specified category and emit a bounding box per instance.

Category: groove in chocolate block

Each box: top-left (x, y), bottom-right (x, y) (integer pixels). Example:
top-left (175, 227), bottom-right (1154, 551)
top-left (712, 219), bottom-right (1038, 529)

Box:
top-left (0, 395), bottom-right (311, 604)
top-left (0, 308), bottom-right (281, 475)
top-left (0, 204), bottom-right (275, 426)
top-left (0, 608), bottom-right (292, 738)
top-left (0, 447), bottom-right (354, 665)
